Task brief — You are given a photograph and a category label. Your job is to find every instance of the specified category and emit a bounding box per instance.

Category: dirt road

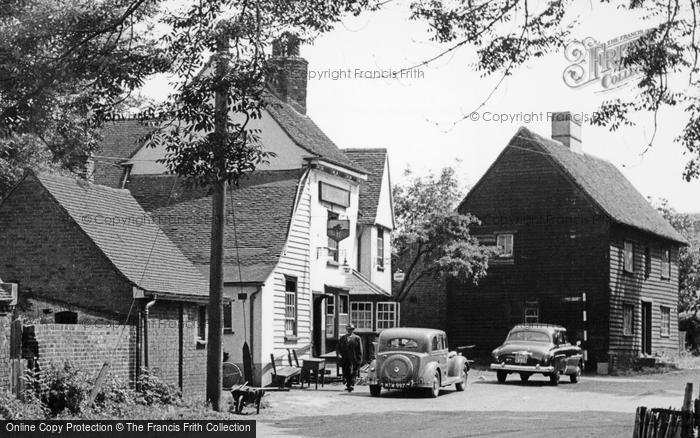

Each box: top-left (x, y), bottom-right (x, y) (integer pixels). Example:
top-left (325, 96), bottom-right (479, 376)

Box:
top-left (253, 368), bottom-right (700, 437)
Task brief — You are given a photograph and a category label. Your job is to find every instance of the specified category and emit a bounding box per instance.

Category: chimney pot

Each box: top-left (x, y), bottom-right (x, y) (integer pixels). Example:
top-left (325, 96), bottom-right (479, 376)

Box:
top-left (551, 111), bottom-right (583, 154)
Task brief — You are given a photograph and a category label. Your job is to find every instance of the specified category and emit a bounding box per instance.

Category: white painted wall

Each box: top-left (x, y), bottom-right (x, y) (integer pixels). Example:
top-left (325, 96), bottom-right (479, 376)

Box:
top-left (308, 169), bottom-right (361, 294)
top-left (127, 110), bottom-right (310, 174)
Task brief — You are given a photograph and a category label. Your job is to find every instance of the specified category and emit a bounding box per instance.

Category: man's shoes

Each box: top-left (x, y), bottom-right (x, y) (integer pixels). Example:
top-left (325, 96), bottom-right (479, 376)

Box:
top-left (348, 387), bottom-right (354, 392)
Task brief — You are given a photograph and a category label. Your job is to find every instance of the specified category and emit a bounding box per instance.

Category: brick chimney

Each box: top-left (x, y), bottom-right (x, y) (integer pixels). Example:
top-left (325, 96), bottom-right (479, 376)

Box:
top-left (551, 111), bottom-right (582, 154)
top-left (268, 33), bottom-right (308, 114)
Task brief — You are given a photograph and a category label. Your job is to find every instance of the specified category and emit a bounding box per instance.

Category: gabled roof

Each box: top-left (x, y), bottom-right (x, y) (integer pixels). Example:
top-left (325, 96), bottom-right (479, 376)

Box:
top-left (126, 169), bottom-right (305, 283)
top-left (481, 127), bottom-right (687, 245)
top-left (94, 120), bottom-right (154, 187)
top-left (264, 92), bottom-right (365, 174)
top-left (343, 148), bottom-right (388, 225)
top-left (30, 172), bottom-right (210, 299)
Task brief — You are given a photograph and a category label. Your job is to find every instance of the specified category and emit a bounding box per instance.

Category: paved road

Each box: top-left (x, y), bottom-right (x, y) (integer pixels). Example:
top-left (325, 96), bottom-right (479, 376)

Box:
top-left (253, 369), bottom-right (700, 437)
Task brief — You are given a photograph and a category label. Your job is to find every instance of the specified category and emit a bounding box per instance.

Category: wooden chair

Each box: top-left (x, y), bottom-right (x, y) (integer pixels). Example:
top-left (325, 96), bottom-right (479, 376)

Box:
top-left (270, 352), bottom-right (301, 388)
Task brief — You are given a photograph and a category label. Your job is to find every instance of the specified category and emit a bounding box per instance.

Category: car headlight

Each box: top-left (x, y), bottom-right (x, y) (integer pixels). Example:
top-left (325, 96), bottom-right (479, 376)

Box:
top-left (370, 366), bottom-right (375, 372)
top-left (541, 354), bottom-right (551, 364)
top-left (491, 349), bottom-right (499, 360)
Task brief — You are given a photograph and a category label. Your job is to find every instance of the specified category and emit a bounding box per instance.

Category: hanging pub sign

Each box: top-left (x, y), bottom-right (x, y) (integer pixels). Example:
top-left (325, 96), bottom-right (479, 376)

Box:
top-left (327, 219), bottom-right (350, 241)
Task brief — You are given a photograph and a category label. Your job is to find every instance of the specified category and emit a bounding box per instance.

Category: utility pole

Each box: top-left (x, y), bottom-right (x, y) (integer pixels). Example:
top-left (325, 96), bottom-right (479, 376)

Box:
top-left (206, 31), bottom-right (228, 411)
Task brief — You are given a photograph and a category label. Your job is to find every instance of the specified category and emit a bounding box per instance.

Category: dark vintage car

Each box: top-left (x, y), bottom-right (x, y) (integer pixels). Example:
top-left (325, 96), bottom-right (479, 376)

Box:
top-left (490, 324), bottom-right (583, 385)
top-left (366, 328), bottom-right (469, 398)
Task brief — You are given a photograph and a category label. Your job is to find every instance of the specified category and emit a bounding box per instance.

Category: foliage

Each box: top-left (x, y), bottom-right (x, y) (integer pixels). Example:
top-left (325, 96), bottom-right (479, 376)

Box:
top-left (0, 0), bottom-right (167, 194)
top-left (134, 367), bottom-right (182, 406)
top-left (409, 0), bottom-right (700, 180)
top-left (392, 164), bottom-right (495, 302)
top-left (0, 388), bottom-right (47, 420)
top-left (655, 198), bottom-right (700, 311)
top-left (18, 362), bottom-right (183, 418)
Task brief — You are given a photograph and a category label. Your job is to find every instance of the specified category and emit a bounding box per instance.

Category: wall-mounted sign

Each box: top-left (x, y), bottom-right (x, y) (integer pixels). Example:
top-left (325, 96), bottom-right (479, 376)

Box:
top-left (393, 270), bottom-right (405, 282)
top-left (319, 182), bottom-right (350, 207)
top-left (562, 296), bottom-right (582, 302)
top-left (327, 219), bottom-right (350, 241)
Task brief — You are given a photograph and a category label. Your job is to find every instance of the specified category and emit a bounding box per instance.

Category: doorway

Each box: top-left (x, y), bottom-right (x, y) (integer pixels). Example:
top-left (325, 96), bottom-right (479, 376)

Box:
top-left (641, 301), bottom-right (652, 355)
top-left (312, 295), bottom-right (325, 357)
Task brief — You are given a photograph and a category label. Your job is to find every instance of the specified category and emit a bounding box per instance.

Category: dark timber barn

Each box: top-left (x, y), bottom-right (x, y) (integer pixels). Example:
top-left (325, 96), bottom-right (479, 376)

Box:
top-left (448, 113), bottom-right (687, 371)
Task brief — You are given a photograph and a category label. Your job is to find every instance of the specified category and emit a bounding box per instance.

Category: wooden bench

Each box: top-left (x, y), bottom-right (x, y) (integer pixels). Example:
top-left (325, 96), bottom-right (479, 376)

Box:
top-left (270, 350), bottom-right (301, 388)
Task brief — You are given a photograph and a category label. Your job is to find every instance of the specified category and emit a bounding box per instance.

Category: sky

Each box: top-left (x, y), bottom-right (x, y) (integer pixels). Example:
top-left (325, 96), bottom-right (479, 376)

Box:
top-left (142, 0), bottom-right (700, 213)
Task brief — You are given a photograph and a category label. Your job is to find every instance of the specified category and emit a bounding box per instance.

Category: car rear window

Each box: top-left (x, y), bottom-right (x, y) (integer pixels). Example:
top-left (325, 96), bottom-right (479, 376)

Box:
top-left (385, 338), bottom-right (419, 349)
top-left (506, 330), bottom-right (550, 343)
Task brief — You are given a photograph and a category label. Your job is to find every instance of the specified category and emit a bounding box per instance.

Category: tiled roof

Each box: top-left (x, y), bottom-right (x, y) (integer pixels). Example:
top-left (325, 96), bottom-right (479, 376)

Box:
top-left (505, 127), bottom-right (688, 244)
top-left (264, 92), bottom-right (365, 174)
top-left (343, 148), bottom-right (387, 225)
top-left (94, 120), bottom-right (154, 187)
top-left (346, 269), bottom-right (391, 297)
top-left (126, 169), bottom-right (305, 283)
top-left (33, 172), bottom-right (210, 299)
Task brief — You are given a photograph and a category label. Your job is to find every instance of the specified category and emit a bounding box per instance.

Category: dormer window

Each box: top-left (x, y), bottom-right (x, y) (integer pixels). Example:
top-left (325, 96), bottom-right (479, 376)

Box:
top-left (376, 228), bottom-right (385, 270)
top-left (496, 234), bottom-right (513, 258)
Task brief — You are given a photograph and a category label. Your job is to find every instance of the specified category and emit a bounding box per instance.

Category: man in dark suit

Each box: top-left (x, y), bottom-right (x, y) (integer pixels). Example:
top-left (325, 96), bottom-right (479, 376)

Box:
top-left (337, 323), bottom-right (363, 392)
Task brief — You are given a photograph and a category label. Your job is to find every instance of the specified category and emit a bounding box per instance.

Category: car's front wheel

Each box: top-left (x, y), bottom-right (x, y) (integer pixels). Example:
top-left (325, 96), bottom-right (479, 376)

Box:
top-left (455, 365), bottom-right (468, 391)
top-left (369, 385), bottom-right (381, 397)
top-left (497, 370), bottom-right (507, 384)
top-left (549, 371), bottom-right (560, 386)
top-left (429, 371), bottom-right (441, 398)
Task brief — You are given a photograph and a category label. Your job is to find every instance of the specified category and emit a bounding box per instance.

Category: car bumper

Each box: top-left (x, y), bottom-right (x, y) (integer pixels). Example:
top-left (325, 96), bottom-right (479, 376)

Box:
top-left (490, 363), bottom-right (555, 373)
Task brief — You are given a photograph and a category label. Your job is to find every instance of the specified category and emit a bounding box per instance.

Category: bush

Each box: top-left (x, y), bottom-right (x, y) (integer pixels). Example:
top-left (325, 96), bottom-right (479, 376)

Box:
top-left (23, 361), bottom-right (91, 416)
top-left (0, 388), bottom-right (46, 420)
top-left (134, 368), bottom-right (182, 406)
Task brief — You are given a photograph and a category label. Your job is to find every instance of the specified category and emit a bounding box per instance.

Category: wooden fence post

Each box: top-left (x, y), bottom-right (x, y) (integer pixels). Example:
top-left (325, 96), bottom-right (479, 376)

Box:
top-left (681, 382), bottom-right (693, 438)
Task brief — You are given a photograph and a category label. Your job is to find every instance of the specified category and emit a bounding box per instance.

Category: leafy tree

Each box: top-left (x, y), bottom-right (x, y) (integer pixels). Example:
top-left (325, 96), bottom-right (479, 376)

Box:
top-left (393, 164), bottom-right (495, 303)
top-left (0, 0), bottom-right (167, 195)
top-left (655, 198), bottom-right (700, 311)
top-left (408, 0), bottom-right (700, 180)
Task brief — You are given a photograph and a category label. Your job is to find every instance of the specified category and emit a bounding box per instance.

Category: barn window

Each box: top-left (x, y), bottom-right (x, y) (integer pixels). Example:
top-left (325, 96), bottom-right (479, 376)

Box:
top-left (351, 302), bottom-right (373, 331)
top-left (284, 276), bottom-right (298, 338)
top-left (496, 234), bottom-right (514, 258)
top-left (644, 246), bottom-right (651, 279)
top-left (54, 311), bottom-right (77, 324)
top-left (660, 306), bottom-right (670, 337)
top-left (377, 302), bottom-right (398, 329)
top-left (376, 228), bottom-right (385, 270)
top-left (623, 304), bottom-right (634, 336)
top-left (661, 249), bottom-right (671, 279)
top-left (524, 301), bottom-right (539, 323)
top-left (624, 241), bottom-right (634, 273)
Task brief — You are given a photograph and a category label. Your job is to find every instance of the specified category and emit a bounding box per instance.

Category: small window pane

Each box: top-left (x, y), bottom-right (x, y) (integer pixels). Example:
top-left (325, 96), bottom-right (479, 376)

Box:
top-left (377, 302), bottom-right (397, 329)
top-left (285, 276), bottom-right (297, 336)
top-left (497, 234), bottom-right (513, 258)
top-left (661, 249), bottom-right (671, 279)
top-left (660, 307), bottom-right (670, 337)
top-left (624, 241), bottom-right (634, 273)
top-left (351, 302), bottom-right (372, 330)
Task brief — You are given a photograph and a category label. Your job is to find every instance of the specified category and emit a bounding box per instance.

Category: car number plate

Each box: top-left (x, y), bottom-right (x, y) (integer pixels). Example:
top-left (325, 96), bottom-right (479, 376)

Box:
top-left (515, 354), bottom-right (527, 364)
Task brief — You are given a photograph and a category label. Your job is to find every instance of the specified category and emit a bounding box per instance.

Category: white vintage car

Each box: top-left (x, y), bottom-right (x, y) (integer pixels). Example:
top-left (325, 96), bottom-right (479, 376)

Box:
top-left (366, 328), bottom-right (469, 398)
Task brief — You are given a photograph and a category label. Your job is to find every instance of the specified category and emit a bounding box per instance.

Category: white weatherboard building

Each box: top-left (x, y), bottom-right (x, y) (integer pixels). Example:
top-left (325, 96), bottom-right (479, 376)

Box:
top-left (93, 36), bottom-right (396, 385)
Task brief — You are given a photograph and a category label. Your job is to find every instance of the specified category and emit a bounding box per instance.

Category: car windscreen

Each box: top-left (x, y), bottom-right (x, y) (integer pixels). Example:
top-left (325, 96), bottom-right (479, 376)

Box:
top-left (384, 338), bottom-right (420, 350)
top-left (506, 330), bottom-right (550, 343)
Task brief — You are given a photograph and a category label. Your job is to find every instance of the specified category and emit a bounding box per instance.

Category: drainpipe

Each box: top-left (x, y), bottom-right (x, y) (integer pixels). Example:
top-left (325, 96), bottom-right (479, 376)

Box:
top-left (249, 286), bottom-right (262, 368)
top-left (143, 296), bottom-right (157, 368)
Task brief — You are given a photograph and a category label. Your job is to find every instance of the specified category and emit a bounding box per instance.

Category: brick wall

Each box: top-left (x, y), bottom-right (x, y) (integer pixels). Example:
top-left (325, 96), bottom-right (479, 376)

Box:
top-left (0, 176), bottom-right (134, 317)
top-left (0, 314), bottom-right (10, 389)
top-left (146, 301), bottom-right (206, 399)
top-left (32, 323), bottom-right (136, 383)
